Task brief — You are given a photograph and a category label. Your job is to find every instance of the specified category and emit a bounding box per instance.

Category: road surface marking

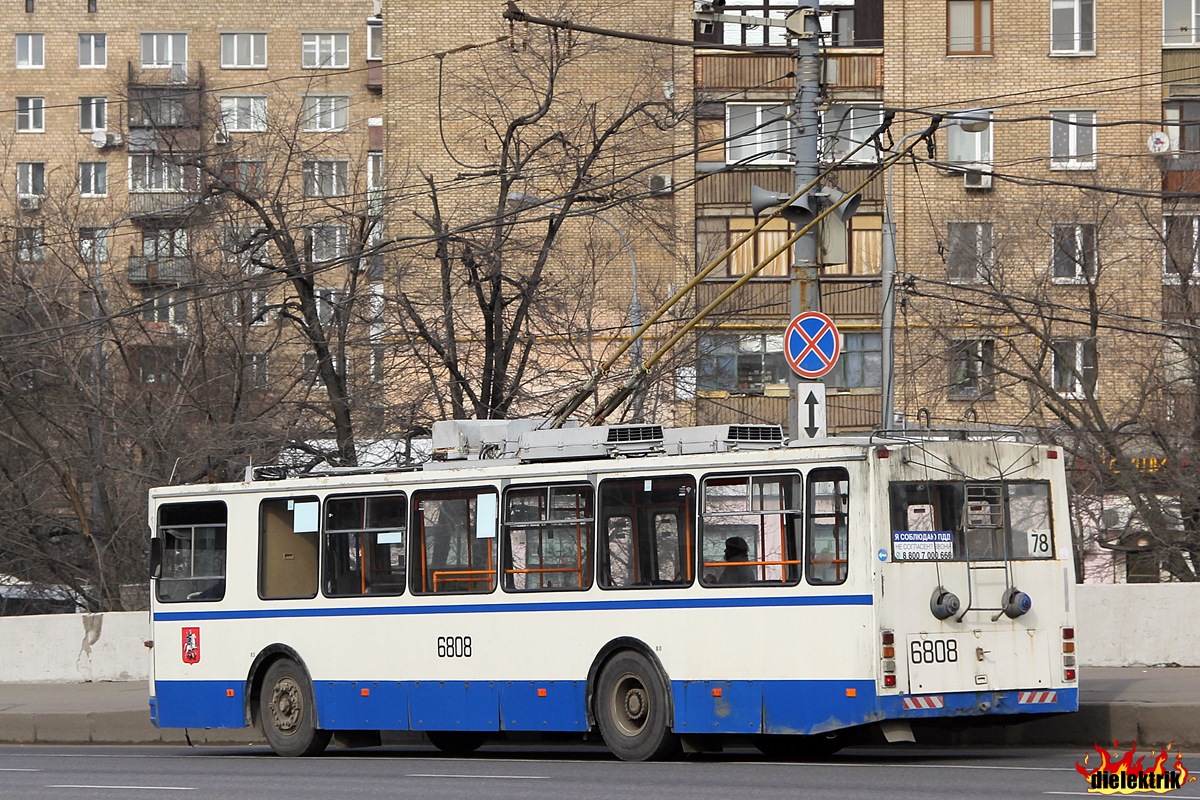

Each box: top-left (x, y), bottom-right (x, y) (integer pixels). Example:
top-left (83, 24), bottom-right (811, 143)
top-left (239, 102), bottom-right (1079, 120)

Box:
top-left (48, 785), bottom-right (195, 791)
top-left (405, 774), bottom-right (548, 780)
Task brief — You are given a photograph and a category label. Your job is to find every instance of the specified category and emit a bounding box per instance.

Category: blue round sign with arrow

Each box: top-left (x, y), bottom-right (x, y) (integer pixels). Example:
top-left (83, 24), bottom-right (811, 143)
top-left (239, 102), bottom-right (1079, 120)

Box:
top-left (784, 311), bottom-right (841, 379)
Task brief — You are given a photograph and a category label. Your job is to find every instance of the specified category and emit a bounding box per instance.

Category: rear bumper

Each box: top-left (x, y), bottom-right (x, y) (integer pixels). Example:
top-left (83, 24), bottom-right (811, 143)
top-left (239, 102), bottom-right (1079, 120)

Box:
top-left (880, 687), bottom-right (1078, 719)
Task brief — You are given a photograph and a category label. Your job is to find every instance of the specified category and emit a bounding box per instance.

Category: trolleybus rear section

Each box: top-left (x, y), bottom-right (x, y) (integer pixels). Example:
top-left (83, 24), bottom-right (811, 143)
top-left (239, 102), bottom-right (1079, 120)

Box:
top-left (147, 421), bottom-right (1077, 760)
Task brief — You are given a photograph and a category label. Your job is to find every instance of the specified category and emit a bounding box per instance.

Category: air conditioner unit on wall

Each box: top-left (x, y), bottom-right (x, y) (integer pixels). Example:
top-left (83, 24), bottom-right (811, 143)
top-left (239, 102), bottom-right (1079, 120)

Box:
top-left (214, 130), bottom-right (230, 145)
top-left (18, 196), bottom-right (41, 212)
top-left (648, 173), bottom-right (674, 195)
top-left (964, 168), bottom-right (993, 190)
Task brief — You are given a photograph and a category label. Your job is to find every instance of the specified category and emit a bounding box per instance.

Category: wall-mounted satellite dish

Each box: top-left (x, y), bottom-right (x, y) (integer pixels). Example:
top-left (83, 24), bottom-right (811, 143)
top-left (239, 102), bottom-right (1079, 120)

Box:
top-left (1148, 131), bottom-right (1171, 154)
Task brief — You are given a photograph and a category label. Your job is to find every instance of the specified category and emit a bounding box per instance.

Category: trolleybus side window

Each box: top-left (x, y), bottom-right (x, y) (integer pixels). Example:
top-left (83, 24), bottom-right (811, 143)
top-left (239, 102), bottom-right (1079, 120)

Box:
top-left (806, 468), bottom-right (849, 585)
top-left (412, 487), bottom-right (498, 594)
top-left (323, 493), bottom-right (406, 597)
top-left (700, 473), bottom-right (801, 586)
top-left (259, 496), bottom-right (320, 600)
top-left (502, 484), bottom-right (593, 592)
top-left (889, 481), bottom-right (1055, 561)
top-left (153, 501), bottom-right (227, 602)
top-left (598, 476), bottom-right (695, 588)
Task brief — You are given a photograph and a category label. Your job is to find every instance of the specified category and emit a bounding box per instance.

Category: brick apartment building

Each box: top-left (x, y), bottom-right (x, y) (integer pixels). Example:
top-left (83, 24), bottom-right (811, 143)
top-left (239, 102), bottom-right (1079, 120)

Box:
top-left (2, 0), bottom-right (384, 408)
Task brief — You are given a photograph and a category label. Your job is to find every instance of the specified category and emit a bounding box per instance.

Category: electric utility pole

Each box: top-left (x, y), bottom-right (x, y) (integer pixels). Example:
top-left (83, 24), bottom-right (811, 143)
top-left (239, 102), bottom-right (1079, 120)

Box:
top-left (691, 0), bottom-right (823, 439)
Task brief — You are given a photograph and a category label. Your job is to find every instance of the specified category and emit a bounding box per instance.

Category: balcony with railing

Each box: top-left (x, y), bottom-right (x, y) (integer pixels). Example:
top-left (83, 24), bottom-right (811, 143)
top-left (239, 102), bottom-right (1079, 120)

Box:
top-left (128, 255), bottom-right (193, 285)
top-left (127, 61), bottom-right (204, 129)
top-left (129, 190), bottom-right (200, 218)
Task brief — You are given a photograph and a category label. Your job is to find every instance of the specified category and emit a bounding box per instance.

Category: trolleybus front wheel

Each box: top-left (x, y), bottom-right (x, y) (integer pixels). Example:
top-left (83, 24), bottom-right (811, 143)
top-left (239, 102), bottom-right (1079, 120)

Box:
top-left (260, 659), bottom-right (331, 757)
top-left (594, 651), bottom-right (679, 762)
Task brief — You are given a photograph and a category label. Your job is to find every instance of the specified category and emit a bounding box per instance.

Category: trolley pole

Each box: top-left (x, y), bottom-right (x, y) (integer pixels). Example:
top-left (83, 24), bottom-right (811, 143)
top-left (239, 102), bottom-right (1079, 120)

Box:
top-left (691, 1), bottom-right (823, 439)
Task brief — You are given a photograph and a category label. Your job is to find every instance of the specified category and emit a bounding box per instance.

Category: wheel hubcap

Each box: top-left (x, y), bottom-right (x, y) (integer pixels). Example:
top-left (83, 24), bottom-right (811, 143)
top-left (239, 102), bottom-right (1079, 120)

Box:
top-left (612, 675), bottom-right (649, 735)
top-left (269, 676), bottom-right (302, 735)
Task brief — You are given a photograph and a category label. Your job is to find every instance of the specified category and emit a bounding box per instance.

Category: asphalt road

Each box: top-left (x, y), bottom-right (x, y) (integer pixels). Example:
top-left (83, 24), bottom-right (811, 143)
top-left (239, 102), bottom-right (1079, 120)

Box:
top-left (0, 743), bottom-right (1162, 800)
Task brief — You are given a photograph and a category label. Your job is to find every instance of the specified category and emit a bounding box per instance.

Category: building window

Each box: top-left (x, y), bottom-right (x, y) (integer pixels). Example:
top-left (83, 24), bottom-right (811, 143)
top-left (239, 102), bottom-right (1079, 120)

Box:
top-left (1051, 338), bottom-right (1097, 398)
top-left (220, 32), bottom-right (266, 68)
top-left (243, 352), bottom-right (269, 390)
top-left (142, 227), bottom-right (189, 259)
top-left (1165, 100), bottom-right (1200, 152)
top-left (1050, 0), bottom-right (1094, 54)
top-left (140, 32), bottom-right (186, 67)
top-left (367, 151), bottom-right (383, 216)
top-left (129, 154), bottom-right (186, 192)
top-left (303, 160), bottom-right (349, 198)
top-left (822, 213), bottom-right (883, 276)
top-left (16, 33), bottom-right (44, 68)
top-left (726, 103), bottom-right (792, 166)
top-left (821, 3), bottom-right (858, 47)
top-left (79, 96), bottom-right (107, 131)
top-left (87, 0), bottom-right (96, 12)
top-left (302, 32), bottom-right (349, 68)
top-left (139, 346), bottom-right (180, 383)
top-left (947, 0), bottom-right (992, 54)
top-left (78, 33), bottom-right (106, 67)
top-left (946, 222), bottom-right (994, 283)
top-left (1164, 215), bottom-right (1200, 282)
top-left (301, 95), bottom-right (349, 132)
top-left (698, 333), bottom-right (788, 395)
top-left (16, 162), bottom-right (45, 197)
top-left (697, 217), bottom-right (792, 278)
top-left (1051, 111), bottom-right (1096, 169)
top-left (79, 161), bottom-right (108, 196)
top-left (309, 226), bottom-right (349, 262)
top-left (141, 289), bottom-right (188, 325)
top-left (219, 96), bottom-right (267, 132)
top-left (822, 104), bottom-right (884, 164)
top-left (949, 339), bottom-right (995, 399)
top-left (825, 332), bottom-right (881, 388)
top-left (366, 19), bottom-right (382, 60)
top-left (80, 227), bottom-right (109, 262)
top-left (220, 160), bottom-right (265, 193)
top-left (16, 227), bottom-right (44, 262)
top-left (946, 113), bottom-right (993, 165)
top-left (16, 97), bottom-right (44, 132)
top-left (1166, 0), bottom-right (1200, 45)
top-left (1052, 223), bottom-right (1096, 281)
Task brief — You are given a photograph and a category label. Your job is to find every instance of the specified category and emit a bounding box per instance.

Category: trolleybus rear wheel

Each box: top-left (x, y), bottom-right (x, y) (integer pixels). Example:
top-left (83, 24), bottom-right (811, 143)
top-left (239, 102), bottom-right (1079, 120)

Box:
top-left (260, 659), bottom-right (331, 757)
top-left (426, 731), bottom-right (487, 754)
top-left (594, 651), bottom-right (679, 762)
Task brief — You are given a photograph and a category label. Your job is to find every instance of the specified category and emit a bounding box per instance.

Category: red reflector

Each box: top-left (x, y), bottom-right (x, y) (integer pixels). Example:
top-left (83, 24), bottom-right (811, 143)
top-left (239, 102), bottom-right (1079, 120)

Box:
top-left (882, 631), bottom-right (894, 645)
top-left (884, 675), bottom-right (897, 687)
top-left (1062, 627), bottom-right (1074, 640)
top-left (226, 689), bottom-right (235, 697)
top-left (712, 688), bottom-right (723, 698)
top-left (361, 688), bottom-right (370, 697)
top-left (876, 447), bottom-right (890, 459)
top-left (1047, 449), bottom-right (1059, 459)
top-left (537, 688), bottom-right (548, 698)
top-left (1064, 669), bottom-right (1076, 681)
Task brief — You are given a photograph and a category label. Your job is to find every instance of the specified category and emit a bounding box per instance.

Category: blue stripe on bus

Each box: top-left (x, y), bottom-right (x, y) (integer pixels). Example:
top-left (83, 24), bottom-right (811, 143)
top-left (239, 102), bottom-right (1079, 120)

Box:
top-left (151, 593), bottom-right (874, 622)
top-left (151, 679), bottom-right (1072, 735)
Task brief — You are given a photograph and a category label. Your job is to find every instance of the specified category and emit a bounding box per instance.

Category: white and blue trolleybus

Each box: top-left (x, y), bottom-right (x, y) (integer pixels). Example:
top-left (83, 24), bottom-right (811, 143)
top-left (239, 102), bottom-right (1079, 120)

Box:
top-left (148, 421), bottom-right (1079, 760)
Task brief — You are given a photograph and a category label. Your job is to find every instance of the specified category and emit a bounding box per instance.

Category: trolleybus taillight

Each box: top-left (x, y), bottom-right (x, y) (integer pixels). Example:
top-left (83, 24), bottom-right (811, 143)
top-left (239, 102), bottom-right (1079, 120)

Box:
top-left (1062, 627), bottom-right (1076, 682)
top-left (882, 630), bottom-right (897, 687)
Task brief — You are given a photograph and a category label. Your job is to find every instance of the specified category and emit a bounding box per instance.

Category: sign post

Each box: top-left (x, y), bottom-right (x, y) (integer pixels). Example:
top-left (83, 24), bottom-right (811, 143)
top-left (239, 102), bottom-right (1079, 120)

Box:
top-left (784, 311), bottom-right (840, 441)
